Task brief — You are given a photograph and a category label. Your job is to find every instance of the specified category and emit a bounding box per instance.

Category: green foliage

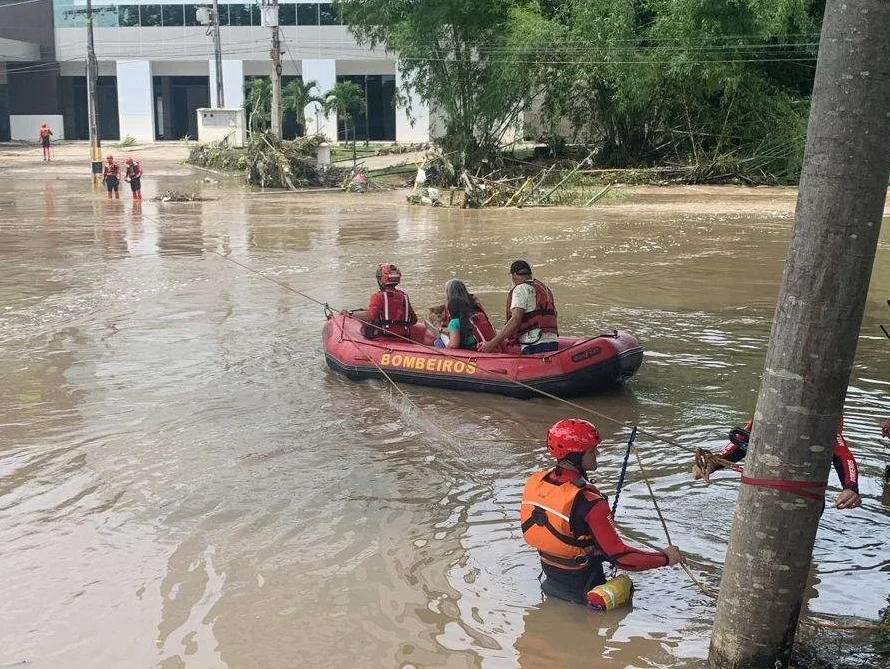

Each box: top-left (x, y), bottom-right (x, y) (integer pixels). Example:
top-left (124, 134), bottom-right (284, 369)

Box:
top-left (244, 77), bottom-right (272, 132)
top-left (282, 79), bottom-right (323, 135)
top-left (339, 0), bottom-right (559, 171)
top-left (540, 0), bottom-right (820, 181)
top-left (323, 80), bottom-right (365, 124)
top-left (117, 135), bottom-right (137, 148)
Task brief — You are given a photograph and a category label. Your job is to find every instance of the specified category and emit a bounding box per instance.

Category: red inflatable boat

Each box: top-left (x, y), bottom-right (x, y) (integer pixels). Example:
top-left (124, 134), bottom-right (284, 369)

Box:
top-left (322, 313), bottom-right (643, 399)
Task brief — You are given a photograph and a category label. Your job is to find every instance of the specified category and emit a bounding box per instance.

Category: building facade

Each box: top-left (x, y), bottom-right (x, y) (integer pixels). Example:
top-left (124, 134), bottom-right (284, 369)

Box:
top-left (1, 0), bottom-right (63, 140)
top-left (3, 0), bottom-right (433, 143)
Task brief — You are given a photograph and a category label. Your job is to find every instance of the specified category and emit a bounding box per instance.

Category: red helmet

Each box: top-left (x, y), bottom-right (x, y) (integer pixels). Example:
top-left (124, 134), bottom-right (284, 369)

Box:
top-left (125, 157), bottom-right (134, 165)
top-left (376, 263), bottom-right (401, 287)
top-left (547, 419), bottom-right (601, 459)
top-left (106, 154), bottom-right (114, 162)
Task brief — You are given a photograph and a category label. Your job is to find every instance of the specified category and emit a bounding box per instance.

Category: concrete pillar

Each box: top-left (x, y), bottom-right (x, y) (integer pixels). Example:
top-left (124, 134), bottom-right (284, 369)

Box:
top-left (209, 59), bottom-right (244, 109)
top-left (302, 58), bottom-right (337, 140)
top-left (116, 60), bottom-right (154, 141)
top-left (395, 62), bottom-right (430, 143)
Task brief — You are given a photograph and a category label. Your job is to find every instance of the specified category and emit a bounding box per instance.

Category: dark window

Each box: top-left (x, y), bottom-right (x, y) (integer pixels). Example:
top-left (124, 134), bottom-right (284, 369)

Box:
top-left (319, 3), bottom-right (338, 25)
top-left (297, 3), bottom-right (317, 25)
top-left (162, 4), bottom-right (184, 26)
top-left (216, 4), bottom-right (230, 25)
top-left (279, 4), bottom-right (296, 25)
top-left (250, 3), bottom-right (261, 25)
top-left (94, 6), bottom-right (119, 27)
top-left (228, 4), bottom-right (251, 26)
top-left (118, 4), bottom-right (139, 27)
top-left (184, 4), bottom-right (201, 26)
top-left (140, 4), bottom-right (162, 26)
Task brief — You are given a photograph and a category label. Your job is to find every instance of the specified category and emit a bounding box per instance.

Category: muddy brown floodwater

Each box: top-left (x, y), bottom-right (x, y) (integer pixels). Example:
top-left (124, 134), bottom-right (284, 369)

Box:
top-left (1, 160), bottom-right (889, 669)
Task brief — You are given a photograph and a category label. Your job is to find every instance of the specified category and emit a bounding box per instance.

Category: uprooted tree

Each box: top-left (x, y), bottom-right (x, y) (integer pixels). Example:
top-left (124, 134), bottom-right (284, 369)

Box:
top-left (337, 0), bottom-right (559, 172)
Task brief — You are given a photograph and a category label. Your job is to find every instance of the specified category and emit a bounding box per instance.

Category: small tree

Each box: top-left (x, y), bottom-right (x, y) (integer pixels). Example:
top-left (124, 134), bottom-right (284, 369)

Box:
top-left (244, 77), bottom-right (272, 133)
top-left (283, 79), bottom-right (323, 136)
top-left (323, 80), bottom-right (365, 161)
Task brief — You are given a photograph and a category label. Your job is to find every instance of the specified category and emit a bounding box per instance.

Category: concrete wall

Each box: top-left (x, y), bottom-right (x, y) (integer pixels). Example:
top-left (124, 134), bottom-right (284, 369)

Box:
top-left (302, 58), bottom-right (336, 140)
top-left (10, 114), bottom-right (64, 140)
top-left (395, 64), bottom-right (430, 144)
top-left (116, 60), bottom-right (154, 140)
top-left (54, 26), bottom-right (386, 63)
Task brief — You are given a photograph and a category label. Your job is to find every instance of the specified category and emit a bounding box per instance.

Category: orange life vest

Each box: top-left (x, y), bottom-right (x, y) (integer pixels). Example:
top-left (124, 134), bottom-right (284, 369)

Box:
top-left (520, 469), bottom-right (603, 570)
top-left (505, 279), bottom-right (558, 340)
top-left (39, 127), bottom-right (51, 138)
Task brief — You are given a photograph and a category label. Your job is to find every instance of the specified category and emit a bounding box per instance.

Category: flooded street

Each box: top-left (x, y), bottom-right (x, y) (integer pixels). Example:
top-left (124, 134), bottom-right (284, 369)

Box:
top-left (1, 159), bottom-right (889, 669)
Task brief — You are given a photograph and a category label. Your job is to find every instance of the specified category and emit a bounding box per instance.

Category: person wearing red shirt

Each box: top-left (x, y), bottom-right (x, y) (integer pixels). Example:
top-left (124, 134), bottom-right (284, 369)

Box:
top-left (38, 123), bottom-right (53, 161)
top-left (521, 419), bottom-right (681, 605)
top-left (352, 263), bottom-right (417, 340)
top-left (693, 418), bottom-right (861, 509)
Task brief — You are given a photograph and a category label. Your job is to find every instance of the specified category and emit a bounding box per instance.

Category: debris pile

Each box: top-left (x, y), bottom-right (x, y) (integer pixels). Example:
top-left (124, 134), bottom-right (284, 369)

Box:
top-left (407, 151), bottom-right (619, 208)
top-left (187, 132), bottom-right (351, 190)
top-left (155, 190), bottom-right (206, 202)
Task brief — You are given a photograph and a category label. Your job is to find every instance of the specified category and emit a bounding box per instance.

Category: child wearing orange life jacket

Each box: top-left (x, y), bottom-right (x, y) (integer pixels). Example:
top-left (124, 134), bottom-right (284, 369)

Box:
top-left (124, 157), bottom-right (143, 200)
top-left (38, 123), bottom-right (53, 161)
top-left (102, 155), bottom-right (121, 199)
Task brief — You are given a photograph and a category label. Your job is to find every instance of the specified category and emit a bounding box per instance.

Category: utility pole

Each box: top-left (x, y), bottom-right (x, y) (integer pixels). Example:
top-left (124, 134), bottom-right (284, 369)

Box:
top-left (709, 2), bottom-right (890, 667)
top-left (211, 0), bottom-right (224, 106)
top-left (264, 0), bottom-right (282, 137)
top-left (85, 0), bottom-right (101, 182)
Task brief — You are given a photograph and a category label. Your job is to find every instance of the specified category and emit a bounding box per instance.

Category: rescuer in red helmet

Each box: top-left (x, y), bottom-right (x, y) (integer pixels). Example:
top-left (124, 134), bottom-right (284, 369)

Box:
top-left (693, 416), bottom-right (861, 509)
top-left (102, 154), bottom-right (121, 199)
top-left (351, 263), bottom-right (418, 340)
top-left (124, 156), bottom-right (143, 200)
top-left (520, 419), bottom-right (681, 605)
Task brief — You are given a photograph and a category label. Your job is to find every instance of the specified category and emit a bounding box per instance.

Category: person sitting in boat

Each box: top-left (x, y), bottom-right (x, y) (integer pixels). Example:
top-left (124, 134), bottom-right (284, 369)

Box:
top-left (434, 279), bottom-right (497, 350)
top-left (693, 417), bottom-right (861, 509)
top-left (480, 260), bottom-right (558, 355)
top-left (351, 263), bottom-right (418, 340)
top-left (521, 418), bottom-right (682, 606)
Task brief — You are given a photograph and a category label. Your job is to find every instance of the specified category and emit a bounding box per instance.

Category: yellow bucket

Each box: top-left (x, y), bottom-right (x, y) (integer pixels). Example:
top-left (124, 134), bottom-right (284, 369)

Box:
top-left (587, 574), bottom-right (634, 611)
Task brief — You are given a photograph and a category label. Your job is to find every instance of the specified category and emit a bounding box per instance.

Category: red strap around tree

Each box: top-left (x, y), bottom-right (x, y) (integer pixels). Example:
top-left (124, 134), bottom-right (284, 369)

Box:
top-left (740, 475), bottom-right (826, 501)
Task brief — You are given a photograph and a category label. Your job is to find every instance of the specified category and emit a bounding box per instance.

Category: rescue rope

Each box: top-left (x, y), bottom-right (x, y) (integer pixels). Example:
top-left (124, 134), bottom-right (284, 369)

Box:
top-left (197, 236), bottom-right (881, 633)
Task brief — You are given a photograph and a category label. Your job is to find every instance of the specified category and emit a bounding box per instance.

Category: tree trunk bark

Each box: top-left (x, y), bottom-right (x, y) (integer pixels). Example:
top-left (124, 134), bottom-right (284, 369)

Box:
top-left (709, 2), bottom-right (890, 667)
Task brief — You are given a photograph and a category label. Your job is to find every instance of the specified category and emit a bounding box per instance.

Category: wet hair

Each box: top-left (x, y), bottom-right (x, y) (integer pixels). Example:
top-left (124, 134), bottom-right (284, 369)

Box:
top-left (445, 279), bottom-right (476, 344)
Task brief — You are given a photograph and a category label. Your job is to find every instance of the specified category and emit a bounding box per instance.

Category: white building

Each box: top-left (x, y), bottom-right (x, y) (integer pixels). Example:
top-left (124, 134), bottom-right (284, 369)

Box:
top-left (50, 0), bottom-right (432, 143)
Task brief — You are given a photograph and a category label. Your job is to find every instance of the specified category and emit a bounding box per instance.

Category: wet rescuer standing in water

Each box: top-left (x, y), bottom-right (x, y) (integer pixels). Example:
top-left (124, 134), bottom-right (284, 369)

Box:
top-left (521, 419), bottom-right (681, 606)
top-left (480, 260), bottom-right (559, 354)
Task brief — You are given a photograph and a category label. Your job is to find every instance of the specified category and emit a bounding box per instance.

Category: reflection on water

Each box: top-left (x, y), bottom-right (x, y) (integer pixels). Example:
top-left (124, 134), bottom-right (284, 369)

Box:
top-left (0, 174), bottom-right (888, 669)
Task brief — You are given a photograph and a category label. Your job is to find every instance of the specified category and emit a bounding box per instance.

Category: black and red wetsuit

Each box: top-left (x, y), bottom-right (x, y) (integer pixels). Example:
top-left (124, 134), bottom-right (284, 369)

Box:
top-left (521, 466), bottom-right (669, 604)
top-left (720, 420), bottom-right (859, 493)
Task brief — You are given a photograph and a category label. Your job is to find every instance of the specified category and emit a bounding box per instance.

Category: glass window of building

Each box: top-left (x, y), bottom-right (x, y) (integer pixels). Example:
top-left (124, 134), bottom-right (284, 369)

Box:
top-left (279, 3), bottom-right (296, 25)
top-left (228, 4), bottom-right (251, 26)
top-left (94, 6), bottom-right (119, 27)
top-left (140, 4), bottom-right (163, 26)
top-left (297, 3), bottom-right (318, 25)
top-left (162, 5), bottom-right (185, 26)
top-left (184, 5), bottom-right (201, 26)
top-left (217, 4), bottom-right (230, 25)
top-left (250, 3), bottom-right (261, 25)
top-left (118, 5), bottom-right (139, 27)
top-left (318, 3), bottom-right (339, 25)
